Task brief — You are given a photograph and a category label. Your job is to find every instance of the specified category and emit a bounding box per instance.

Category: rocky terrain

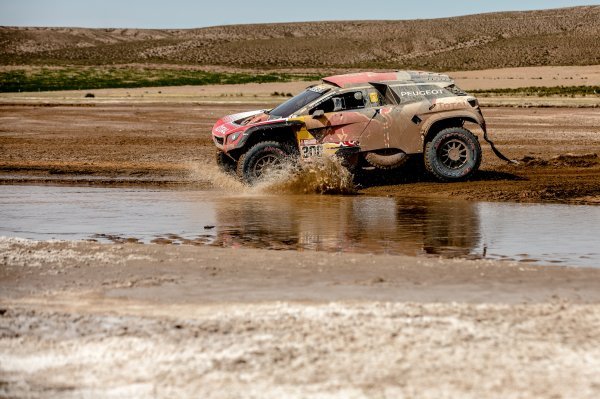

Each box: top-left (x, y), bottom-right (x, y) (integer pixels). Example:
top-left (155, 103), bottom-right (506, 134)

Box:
top-left (1, 6), bottom-right (599, 70)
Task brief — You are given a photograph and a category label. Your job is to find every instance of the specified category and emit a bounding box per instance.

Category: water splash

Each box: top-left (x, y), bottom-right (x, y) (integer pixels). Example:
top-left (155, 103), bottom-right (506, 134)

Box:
top-left (187, 162), bottom-right (247, 192)
top-left (187, 156), bottom-right (356, 195)
top-left (256, 157), bottom-right (356, 195)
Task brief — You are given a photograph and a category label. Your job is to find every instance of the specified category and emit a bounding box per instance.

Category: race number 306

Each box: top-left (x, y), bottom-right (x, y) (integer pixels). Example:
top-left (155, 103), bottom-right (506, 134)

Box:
top-left (301, 145), bottom-right (323, 158)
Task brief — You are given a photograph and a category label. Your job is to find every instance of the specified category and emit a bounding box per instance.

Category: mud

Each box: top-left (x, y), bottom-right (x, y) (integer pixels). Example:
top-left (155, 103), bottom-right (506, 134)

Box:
top-left (1, 103), bottom-right (600, 203)
top-left (188, 157), bottom-right (355, 195)
top-left (255, 157), bottom-right (356, 195)
top-left (520, 152), bottom-right (599, 168)
top-left (2, 91), bottom-right (600, 398)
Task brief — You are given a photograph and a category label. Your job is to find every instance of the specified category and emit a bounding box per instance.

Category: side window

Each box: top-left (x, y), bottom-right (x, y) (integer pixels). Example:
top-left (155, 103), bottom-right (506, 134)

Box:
top-left (369, 83), bottom-right (397, 106)
top-left (367, 89), bottom-right (386, 106)
top-left (310, 91), bottom-right (366, 114)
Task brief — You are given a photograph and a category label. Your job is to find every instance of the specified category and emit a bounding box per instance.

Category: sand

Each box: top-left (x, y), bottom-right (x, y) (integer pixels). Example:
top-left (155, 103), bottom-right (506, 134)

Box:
top-left (2, 238), bottom-right (600, 398)
top-left (1, 65), bottom-right (600, 106)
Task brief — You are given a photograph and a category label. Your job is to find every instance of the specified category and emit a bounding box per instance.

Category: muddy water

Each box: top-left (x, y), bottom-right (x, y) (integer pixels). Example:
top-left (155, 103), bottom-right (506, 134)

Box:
top-left (1, 185), bottom-right (599, 267)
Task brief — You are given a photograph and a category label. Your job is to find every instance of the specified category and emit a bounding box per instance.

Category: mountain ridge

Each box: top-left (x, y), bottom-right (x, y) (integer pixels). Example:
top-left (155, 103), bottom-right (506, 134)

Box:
top-left (1, 6), bottom-right (599, 70)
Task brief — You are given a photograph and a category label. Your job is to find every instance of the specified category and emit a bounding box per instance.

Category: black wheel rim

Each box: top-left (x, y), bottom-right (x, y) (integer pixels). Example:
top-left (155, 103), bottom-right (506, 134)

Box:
top-left (439, 139), bottom-right (469, 169)
top-left (252, 154), bottom-right (282, 178)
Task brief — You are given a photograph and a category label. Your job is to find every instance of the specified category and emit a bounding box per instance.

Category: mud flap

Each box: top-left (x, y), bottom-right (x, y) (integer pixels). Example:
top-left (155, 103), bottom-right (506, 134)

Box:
top-left (483, 128), bottom-right (519, 165)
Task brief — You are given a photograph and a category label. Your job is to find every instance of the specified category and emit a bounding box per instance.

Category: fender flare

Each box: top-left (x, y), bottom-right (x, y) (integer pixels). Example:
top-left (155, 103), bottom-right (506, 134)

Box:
top-left (237, 120), bottom-right (304, 148)
top-left (420, 111), bottom-right (518, 164)
top-left (420, 111), bottom-right (485, 140)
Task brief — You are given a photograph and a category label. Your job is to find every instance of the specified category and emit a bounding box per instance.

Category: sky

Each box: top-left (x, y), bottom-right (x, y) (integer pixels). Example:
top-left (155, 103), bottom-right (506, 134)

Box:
top-left (0, 0), bottom-right (598, 29)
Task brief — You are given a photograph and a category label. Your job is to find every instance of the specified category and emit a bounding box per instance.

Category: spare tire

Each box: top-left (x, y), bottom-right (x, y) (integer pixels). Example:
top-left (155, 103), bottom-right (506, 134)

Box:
top-left (365, 150), bottom-right (408, 170)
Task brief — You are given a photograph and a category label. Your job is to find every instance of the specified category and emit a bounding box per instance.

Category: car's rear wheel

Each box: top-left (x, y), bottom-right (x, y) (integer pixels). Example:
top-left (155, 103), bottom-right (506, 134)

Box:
top-left (424, 127), bottom-right (481, 181)
top-left (237, 141), bottom-right (292, 183)
top-left (215, 151), bottom-right (236, 174)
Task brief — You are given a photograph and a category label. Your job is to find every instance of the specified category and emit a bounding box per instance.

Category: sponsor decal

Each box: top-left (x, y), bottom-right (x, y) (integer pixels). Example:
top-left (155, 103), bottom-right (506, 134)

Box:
top-left (214, 125), bottom-right (228, 135)
top-left (400, 89), bottom-right (444, 97)
top-left (432, 100), bottom-right (469, 111)
top-left (301, 144), bottom-right (323, 158)
top-left (308, 85), bottom-right (330, 94)
top-left (301, 139), bottom-right (318, 146)
top-left (221, 109), bottom-right (265, 124)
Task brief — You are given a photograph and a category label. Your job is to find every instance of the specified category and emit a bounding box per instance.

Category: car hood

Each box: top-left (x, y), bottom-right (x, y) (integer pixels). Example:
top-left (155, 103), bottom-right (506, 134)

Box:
top-left (212, 109), bottom-right (284, 138)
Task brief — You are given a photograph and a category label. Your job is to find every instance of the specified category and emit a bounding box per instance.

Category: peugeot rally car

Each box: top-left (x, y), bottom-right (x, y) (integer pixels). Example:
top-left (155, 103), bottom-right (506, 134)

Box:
top-left (212, 70), bottom-right (503, 183)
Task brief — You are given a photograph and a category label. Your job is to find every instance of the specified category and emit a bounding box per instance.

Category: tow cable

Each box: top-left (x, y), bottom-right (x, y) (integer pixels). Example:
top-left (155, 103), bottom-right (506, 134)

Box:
top-left (483, 128), bottom-right (519, 165)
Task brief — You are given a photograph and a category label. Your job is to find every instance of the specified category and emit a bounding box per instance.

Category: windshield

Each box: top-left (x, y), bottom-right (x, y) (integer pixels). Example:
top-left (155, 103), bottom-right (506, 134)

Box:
top-left (269, 86), bottom-right (330, 118)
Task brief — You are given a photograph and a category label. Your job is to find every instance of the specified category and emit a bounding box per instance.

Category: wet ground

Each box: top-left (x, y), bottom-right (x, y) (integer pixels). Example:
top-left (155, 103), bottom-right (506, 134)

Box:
top-left (2, 104), bottom-right (600, 203)
top-left (1, 91), bottom-right (600, 398)
top-left (1, 185), bottom-right (599, 267)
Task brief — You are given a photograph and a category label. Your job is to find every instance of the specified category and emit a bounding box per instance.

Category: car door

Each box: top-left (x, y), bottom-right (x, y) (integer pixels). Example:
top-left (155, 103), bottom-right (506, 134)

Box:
top-left (360, 103), bottom-right (424, 153)
top-left (360, 84), bottom-right (452, 154)
top-left (303, 90), bottom-right (373, 145)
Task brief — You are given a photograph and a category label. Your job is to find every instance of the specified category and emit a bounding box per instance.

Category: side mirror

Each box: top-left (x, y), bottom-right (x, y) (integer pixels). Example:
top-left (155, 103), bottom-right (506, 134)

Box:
top-left (312, 109), bottom-right (325, 118)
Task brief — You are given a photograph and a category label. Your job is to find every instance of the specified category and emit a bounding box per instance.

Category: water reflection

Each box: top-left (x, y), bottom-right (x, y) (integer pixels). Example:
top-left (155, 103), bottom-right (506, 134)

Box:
top-left (212, 196), bottom-right (481, 257)
top-left (1, 185), bottom-right (599, 267)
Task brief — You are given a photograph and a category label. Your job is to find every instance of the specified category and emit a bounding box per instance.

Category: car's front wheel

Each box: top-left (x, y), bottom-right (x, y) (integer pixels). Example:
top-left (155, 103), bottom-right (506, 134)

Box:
top-left (236, 141), bottom-right (293, 183)
top-left (215, 151), bottom-right (236, 174)
top-left (424, 127), bottom-right (481, 181)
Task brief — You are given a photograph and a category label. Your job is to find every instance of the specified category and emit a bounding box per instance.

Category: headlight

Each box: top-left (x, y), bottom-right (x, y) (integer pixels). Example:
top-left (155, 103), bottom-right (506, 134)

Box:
top-left (228, 132), bottom-right (240, 143)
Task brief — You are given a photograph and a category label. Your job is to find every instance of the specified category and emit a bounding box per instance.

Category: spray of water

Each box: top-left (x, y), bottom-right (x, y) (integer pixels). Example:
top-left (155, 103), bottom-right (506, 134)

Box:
top-left (187, 162), bottom-right (247, 192)
top-left (187, 156), bottom-right (356, 195)
top-left (256, 157), bottom-right (356, 195)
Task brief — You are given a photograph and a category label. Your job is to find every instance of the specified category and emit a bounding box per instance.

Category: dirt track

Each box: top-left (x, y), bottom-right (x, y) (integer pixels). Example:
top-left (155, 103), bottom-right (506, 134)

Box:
top-left (1, 102), bottom-right (600, 203)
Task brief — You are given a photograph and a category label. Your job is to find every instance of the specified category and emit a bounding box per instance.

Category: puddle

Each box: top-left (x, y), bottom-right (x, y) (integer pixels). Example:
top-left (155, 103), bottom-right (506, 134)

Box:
top-left (0, 185), bottom-right (599, 267)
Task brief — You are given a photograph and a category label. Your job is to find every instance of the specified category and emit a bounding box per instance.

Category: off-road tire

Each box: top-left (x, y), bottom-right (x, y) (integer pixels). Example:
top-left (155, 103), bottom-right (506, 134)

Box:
top-left (215, 151), bottom-right (236, 174)
top-left (424, 127), bottom-right (481, 181)
top-left (364, 151), bottom-right (408, 170)
top-left (236, 141), bottom-right (292, 183)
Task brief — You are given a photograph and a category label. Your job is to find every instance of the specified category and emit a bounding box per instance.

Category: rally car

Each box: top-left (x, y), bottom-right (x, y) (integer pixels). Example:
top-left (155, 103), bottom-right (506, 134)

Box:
top-left (212, 70), bottom-right (509, 183)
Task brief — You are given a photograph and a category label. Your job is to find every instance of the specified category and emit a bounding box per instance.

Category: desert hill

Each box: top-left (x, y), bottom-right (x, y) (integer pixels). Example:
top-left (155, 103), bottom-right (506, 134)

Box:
top-left (1, 6), bottom-right (599, 70)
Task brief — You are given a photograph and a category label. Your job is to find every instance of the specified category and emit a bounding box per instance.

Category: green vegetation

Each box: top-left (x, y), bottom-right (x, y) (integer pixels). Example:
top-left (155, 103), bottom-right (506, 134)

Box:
top-left (3, 68), bottom-right (598, 99)
top-left (0, 67), bottom-right (320, 92)
top-left (471, 86), bottom-right (600, 97)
